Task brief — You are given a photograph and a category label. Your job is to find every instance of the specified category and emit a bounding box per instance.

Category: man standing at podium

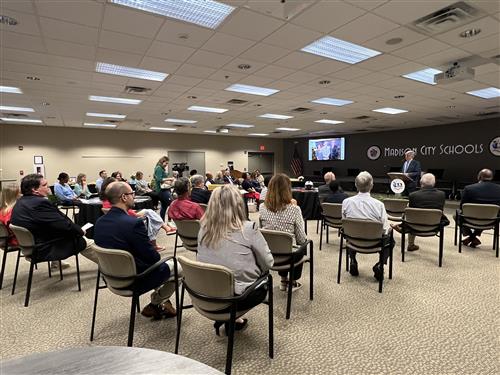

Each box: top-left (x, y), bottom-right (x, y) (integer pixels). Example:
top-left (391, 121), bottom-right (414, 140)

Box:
top-left (402, 150), bottom-right (421, 194)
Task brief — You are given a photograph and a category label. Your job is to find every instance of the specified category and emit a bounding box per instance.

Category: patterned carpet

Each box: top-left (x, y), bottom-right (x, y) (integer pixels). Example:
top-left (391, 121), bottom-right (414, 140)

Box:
top-left (1, 207), bottom-right (498, 374)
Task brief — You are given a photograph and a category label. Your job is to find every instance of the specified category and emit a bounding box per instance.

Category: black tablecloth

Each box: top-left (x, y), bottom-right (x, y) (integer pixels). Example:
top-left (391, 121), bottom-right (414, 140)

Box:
top-left (292, 190), bottom-right (321, 220)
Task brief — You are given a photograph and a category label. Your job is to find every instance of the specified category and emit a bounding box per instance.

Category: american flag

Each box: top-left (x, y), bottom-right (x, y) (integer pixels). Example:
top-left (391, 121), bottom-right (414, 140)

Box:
top-left (290, 147), bottom-right (303, 177)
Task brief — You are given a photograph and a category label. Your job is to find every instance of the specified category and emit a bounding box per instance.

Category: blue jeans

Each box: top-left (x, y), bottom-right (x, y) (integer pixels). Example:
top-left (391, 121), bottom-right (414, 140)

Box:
top-left (158, 189), bottom-right (172, 221)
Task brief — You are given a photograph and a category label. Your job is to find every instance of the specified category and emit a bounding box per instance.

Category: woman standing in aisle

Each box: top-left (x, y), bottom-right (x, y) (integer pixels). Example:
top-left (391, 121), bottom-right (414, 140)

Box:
top-left (153, 156), bottom-right (174, 221)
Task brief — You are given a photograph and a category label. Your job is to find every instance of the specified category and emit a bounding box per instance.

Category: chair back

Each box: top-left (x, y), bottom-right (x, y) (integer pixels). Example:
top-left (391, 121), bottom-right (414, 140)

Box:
top-left (177, 255), bottom-right (234, 316)
top-left (321, 203), bottom-right (342, 226)
top-left (462, 204), bottom-right (500, 228)
top-left (91, 244), bottom-right (137, 293)
top-left (342, 218), bottom-right (383, 252)
top-left (383, 199), bottom-right (408, 220)
top-left (259, 229), bottom-right (294, 255)
top-left (404, 208), bottom-right (442, 234)
top-left (9, 225), bottom-right (35, 256)
top-left (0, 222), bottom-right (9, 240)
top-left (174, 220), bottom-right (200, 252)
top-left (207, 184), bottom-right (224, 191)
top-left (199, 203), bottom-right (208, 212)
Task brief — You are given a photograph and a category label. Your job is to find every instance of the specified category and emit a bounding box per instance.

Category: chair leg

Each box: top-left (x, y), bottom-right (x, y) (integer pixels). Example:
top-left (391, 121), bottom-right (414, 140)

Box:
top-left (75, 255), bottom-right (81, 291)
top-left (128, 295), bottom-right (137, 347)
top-left (90, 271), bottom-right (100, 341)
top-left (24, 261), bottom-right (35, 307)
top-left (326, 224), bottom-right (329, 244)
top-left (458, 226), bottom-right (463, 253)
top-left (0, 248), bottom-right (8, 289)
top-left (495, 224), bottom-right (499, 257)
top-left (173, 259), bottom-right (180, 314)
top-left (389, 242), bottom-right (393, 280)
top-left (438, 229), bottom-right (444, 267)
top-left (309, 241), bottom-right (314, 301)
top-left (345, 247), bottom-right (349, 272)
top-left (136, 299), bottom-right (141, 313)
top-left (11, 250), bottom-right (21, 295)
top-left (285, 263), bottom-right (294, 320)
top-left (59, 260), bottom-right (63, 281)
top-left (173, 233), bottom-right (179, 258)
top-left (47, 261), bottom-right (52, 278)
top-left (175, 284), bottom-right (185, 354)
top-left (378, 251), bottom-right (383, 293)
top-left (319, 218), bottom-right (323, 251)
top-left (401, 228), bottom-right (406, 262)
top-left (267, 274), bottom-right (274, 359)
top-left (337, 235), bottom-right (343, 284)
top-left (316, 219), bottom-right (320, 234)
top-left (225, 307), bottom-right (236, 375)
top-left (304, 219), bottom-right (308, 235)
top-left (454, 217), bottom-right (458, 245)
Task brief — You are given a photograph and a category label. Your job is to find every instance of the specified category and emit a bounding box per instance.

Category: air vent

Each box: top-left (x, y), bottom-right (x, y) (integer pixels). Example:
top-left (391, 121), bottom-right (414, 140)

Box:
top-left (427, 116), bottom-right (457, 122)
top-left (124, 85), bottom-right (151, 94)
top-left (411, 2), bottom-right (483, 36)
top-left (291, 107), bottom-right (311, 113)
top-left (475, 111), bottom-right (500, 117)
top-left (2, 113), bottom-right (28, 118)
top-left (226, 99), bottom-right (248, 105)
top-left (352, 115), bottom-right (371, 120)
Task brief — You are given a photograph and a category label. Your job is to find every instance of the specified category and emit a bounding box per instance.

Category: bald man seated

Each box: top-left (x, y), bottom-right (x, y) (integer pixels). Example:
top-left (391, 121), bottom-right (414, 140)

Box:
top-left (94, 181), bottom-right (179, 320)
top-left (318, 172), bottom-right (335, 200)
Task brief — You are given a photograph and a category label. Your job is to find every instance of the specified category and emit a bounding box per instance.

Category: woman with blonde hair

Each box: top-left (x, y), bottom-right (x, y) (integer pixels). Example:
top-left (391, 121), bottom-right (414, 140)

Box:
top-left (73, 173), bottom-right (92, 199)
top-left (197, 184), bottom-right (273, 334)
top-left (0, 183), bottom-right (21, 247)
top-left (259, 173), bottom-right (307, 291)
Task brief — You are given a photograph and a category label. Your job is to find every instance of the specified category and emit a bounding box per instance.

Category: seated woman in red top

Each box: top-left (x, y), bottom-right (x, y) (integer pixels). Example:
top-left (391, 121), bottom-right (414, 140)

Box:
top-left (100, 177), bottom-right (175, 251)
top-left (168, 177), bottom-right (204, 221)
top-left (0, 183), bottom-right (21, 246)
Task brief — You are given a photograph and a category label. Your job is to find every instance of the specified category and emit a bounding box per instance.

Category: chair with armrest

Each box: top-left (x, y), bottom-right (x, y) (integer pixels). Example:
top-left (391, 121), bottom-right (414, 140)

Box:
top-left (259, 229), bottom-right (313, 319)
top-left (401, 208), bottom-right (445, 266)
top-left (89, 244), bottom-right (179, 347)
top-left (199, 203), bottom-right (208, 212)
top-left (455, 204), bottom-right (500, 256)
top-left (173, 220), bottom-right (200, 257)
top-left (339, 219), bottom-right (393, 293)
top-left (0, 222), bottom-right (21, 290)
top-left (383, 198), bottom-right (408, 222)
top-left (9, 224), bottom-right (81, 306)
top-left (319, 203), bottom-right (343, 250)
top-left (175, 255), bottom-right (273, 375)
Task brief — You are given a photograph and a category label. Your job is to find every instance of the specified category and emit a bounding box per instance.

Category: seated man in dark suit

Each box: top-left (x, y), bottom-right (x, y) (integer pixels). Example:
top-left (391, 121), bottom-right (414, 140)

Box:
top-left (393, 173), bottom-right (450, 251)
top-left (460, 169), bottom-right (500, 247)
top-left (402, 150), bottom-right (421, 194)
top-left (94, 181), bottom-right (178, 319)
top-left (190, 175), bottom-right (211, 204)
top-left (318, 172), bottom-right (335, 201)
top-left (11, 174), bottom-right (97, 269)
top-left (324, 180), bottom-right (348, 204)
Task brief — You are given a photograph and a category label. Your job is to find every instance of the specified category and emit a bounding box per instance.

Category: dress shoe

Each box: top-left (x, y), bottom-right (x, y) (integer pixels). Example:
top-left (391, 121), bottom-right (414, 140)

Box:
top-left (462, 237), bottom-right (472, 246)
top-left (214, 319), bottom-right (248, 336)
top-left (470, 237), bottom-right (481, 248)
top-left (141, 301), bottom-right (176, 320)
top-left (391, 224), bottom-right (402, 233)
top-left (160, 300), bottom-right (177, 318)
top-left (349, 260), bottom-right (359, 277)
top-left (373, 263), bottom-right (384, 282)
top-left (407, 244), bottom-right (419, 252)
top-left (50, 261), bottom-right (71, 270)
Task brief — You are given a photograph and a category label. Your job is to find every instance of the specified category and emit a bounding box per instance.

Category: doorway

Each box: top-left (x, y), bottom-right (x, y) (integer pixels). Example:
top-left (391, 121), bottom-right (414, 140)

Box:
top-left (248, 152), bottom-right (274, 175)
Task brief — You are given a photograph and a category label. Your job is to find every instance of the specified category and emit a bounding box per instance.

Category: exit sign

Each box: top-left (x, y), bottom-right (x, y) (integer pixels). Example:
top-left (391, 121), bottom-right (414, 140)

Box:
top-left (259, 145), bottom-right (265, 151)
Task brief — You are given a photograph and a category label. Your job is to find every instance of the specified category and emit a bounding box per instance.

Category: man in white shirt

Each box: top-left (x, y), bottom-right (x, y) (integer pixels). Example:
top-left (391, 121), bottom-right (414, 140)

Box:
top-left (223, 170), bottom-right (235, 185)
top-left (342, 171), bottom-right (393, 281)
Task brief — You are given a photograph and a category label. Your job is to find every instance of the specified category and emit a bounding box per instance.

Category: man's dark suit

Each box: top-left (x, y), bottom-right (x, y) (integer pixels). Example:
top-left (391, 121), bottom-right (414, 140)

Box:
top-left (11, 195), bottom-right (86, 261)
top-left (318, 184), bottom-right (330, 200)
top-left (402, 159), bottom-right (421, 193)
top-left (223, 175), bottom-right (235, 184)
top-left (460, 181), bottom-right (500, 238)
top-left (94, 207), bottom-right (169, 293)
top-left (324, 191), bottom-right (349, 204)
top-left (190, 187), bottom-right (211, 204)
top-left (409, 188), bottom-right (449, 226)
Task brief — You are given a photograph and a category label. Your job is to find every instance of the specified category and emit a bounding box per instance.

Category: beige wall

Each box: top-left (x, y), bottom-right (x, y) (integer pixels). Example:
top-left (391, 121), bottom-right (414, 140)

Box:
top-left (0, 125), bottom-right (283, 183)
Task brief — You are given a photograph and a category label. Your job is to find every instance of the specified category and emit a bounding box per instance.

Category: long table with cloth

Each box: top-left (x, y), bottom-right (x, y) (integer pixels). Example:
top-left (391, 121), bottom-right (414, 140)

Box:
top-left (292, 188), bottom-right (322, 234)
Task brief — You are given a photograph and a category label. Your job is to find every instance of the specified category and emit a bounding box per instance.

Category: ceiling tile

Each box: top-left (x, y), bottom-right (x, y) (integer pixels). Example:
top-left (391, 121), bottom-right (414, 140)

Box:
top-left (146, 40), bottom-right (196, 62)
top-left (35, 0), bottom-right (103, 28)
top-left (187, 50), bottom-right (234, 69)
top-left (344, 0), bottom-right (389, 11)
top-left (201, 33), bottom-right (256, 57)
top-left (372, 0), bottom-right (452, 26)
top-left (219, 8), bottom-right (284, 41)
top-left (1, 31), bottom-right (46, 53)
top-left (99, 30), bottom-right (151, 54)
top-left (391, 38), bottom-right (452, 60)
top-left (460, 33), bottom-right (500, 55)
top-left (239, 43), bottom-right (291, 64)
top-left (363, 27), bottom-right (427, 52)
top-left (274, 52), bottom-right (323, 70)
top-left (102, 4), bottom-right (164, 38)
top-left (331, 13), bottom-right (399, 44)
top-left (140, 57), bottom-right (182, 75)
top-left (174, 64), bottom-right (217, 79)
top-left (303, 60), bottom-right (349, 75)
top-left (1, 0), bottom-right (35, 14)
top-left (96, 48), bottom-right (143, 67)
top-left (356, 54), bottom-right (407, 71)
top-left (45, 38), bottom-right (96, 59)
top-left (263, 23), bottom-right (322, 50)
top-left (40, 17), bottom-right (99, 46)
top-left (415, 48), bottom-right (473, 68)
top-left (255, 65), bottom-right (296, 79)
top-left (0, 10), bottom-right (40, 36)
top-left (434, 16), bottom-right (500, 46)
top-left (282, 71), bottom-right (321, 84)
top-left (155, 18), bottom-right (215, 48)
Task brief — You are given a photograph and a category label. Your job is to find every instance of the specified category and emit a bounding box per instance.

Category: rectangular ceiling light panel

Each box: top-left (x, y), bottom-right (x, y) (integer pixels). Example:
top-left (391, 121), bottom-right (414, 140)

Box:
top-left (402, 68), bottom-right (442, 85)
top-left (83, 123), bottom-right (117, 128)
top-left (165, 118), bottom-right (197, 124)
top-left (96, 62), bottom-right (168, 81)
top-left (89, 95), bottom-right (142, 105)
top-left (225, 84), bottom-right (280, 97)
top-left (311, 97), bottom-right (353, 106)
top-left (259, 113), bottom-right (293, 120)
top-left (0, 86), bottom-right (23, 94)
top-left (372, 107), bottom-right (408, 115)
top-left (226, 123), bottom-right (254, 128)
top-left (1, 118), bottom-right (42, 123)
top-left (0, 105), bottom-right (34, 112)
top-left (301, 36), bottom-right (381, 64)
top-left (248, 133), bottom-right (269, 136)
top-left (109, 0), bottom-right (235, 29)
top-left (466, 87), bottom-right (500, 99)
top-left (188, 105), bottom-right (228, 113)
top-left (86, 112), bottom-right (126, 119)
top-left (150, 127), bottom-right (177, 131)
top-left (315, 119), bottom-right (345, 124)
top-left (276, 127), bottom-right (300, 131)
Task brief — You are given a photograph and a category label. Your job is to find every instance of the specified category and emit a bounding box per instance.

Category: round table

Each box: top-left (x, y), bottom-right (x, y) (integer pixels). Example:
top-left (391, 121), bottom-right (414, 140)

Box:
top-left (1, 346), bottom-right (223, 374)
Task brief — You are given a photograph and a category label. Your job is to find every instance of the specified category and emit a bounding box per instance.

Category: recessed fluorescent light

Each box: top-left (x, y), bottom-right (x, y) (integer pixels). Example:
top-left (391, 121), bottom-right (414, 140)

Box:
top-left (109, 0), bottom-right (235, 29)
top-left (204, 130), bottom-right (217, 133)
top-left (83, 123), bottom-right (117, 128)
top-left (402, 68), bottom-right (442, 85)
top-left (310, 130), bottom-right (336, 135)
top-left (315, 119), bottom-right (345, 124)
top-left (219, 128), bottom-right (229, 134)
top-left (0, 105), bottom-right (34, 112)
top-left (0, 86), bottom-right (22, 94)
top-left (188, 105), bottom-right (228, 113)
top-left (248, 133), bottom-right (269, 136)
top-left (226, 123), bottom-right (255, 128)
top-left (259, 113), bottom-right (294, 120)
top-left (165, 118), bottom-right (197, 124)
top-left (225, 84), bottom-right (279, 97)
top-left (149, 127), bottom-right (177, 131)
top-left (86, 112), bottom-right (126, 119)
top-left (372, 107), bottom-right (408, 115)
top-left (311, 97), bottom-right (353, 106)
top-left (89, 95), bottom-right (142, 105)
top-left (96, 62), bottom-right (168, 82)
top-left (301, 36), bottom-right (381, 64)
top-left (276, 127), bottom-right (301, 132)
top-left (466, 87), bottom-right (500, 99)
top-left (1, 118), bottom-right (42, 123)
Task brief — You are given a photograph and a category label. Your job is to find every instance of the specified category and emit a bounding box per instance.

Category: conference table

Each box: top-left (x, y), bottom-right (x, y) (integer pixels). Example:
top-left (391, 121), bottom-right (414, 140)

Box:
top-left (1, 346), bottom-right (223, 374)
top-left (292, 188), bottom-right (322, 234)
top-left (76, 196), bottom-right (153, 239)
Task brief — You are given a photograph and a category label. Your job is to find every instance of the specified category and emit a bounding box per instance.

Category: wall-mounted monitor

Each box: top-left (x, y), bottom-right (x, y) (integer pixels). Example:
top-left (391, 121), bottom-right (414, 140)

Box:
top-left (308, 137), bottom-right (345, 161)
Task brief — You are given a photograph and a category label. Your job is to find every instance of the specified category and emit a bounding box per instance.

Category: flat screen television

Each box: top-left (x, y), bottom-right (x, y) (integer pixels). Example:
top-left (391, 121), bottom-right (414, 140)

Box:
top-left (308, 137), bottom-right (345, 161)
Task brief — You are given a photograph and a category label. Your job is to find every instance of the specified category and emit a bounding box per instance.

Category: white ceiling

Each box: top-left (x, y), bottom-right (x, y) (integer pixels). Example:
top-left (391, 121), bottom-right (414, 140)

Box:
top-left (0, 0), bottom-right (499, 138)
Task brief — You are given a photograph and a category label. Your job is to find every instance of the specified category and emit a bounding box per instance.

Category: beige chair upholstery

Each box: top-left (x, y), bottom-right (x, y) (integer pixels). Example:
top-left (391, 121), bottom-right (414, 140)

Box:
top-left (260, 229), bottom-right (313, 320)
top-left (319, 203), bottom-right (343, 250)
top-left (339, 218), bottom-right (393, 293)
top-left (207, 184), bottom-right (224, 191)
top-left (175, 255), bottom-right (273, 375)
top-left (383, 199), bottom-right (408, 222)
top-left (173, 220), bottom-right (200, 256)
top-left (401, 208), bottom-right (445, 266)
top-left (0, 222), bottom-right (21, 290)
top-left (199, 203), bottom-right (208, 212)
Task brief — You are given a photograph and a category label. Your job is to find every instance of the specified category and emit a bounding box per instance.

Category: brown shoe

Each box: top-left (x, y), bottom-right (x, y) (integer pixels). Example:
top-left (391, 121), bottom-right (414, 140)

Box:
top-left (391, 224), bottom-right (402, 233)
top-left (141, 303), bottom-right (163, 319)
top-left (462, 236), bottom-right (472, 246)
top-left (470, 237), bottom-right (481, 248)
top-left (407, 244), bottom-right (419, 252)
top-left (160, 300), bottom-right (177, 319)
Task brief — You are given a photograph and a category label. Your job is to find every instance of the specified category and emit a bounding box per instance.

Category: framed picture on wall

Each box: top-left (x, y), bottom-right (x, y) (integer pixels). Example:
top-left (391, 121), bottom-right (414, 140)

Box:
top-left (34, 155), bottom-right (43, 164)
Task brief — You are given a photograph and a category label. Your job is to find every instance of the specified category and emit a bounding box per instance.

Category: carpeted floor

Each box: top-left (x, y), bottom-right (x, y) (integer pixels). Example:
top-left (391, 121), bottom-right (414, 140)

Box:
top-left (1, 206), bottom-right (498, 374)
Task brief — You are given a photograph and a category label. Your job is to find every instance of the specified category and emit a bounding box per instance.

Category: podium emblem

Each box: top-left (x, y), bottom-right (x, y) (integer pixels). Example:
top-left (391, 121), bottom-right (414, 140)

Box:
top-left (390, 179), bottom-right (405, 194)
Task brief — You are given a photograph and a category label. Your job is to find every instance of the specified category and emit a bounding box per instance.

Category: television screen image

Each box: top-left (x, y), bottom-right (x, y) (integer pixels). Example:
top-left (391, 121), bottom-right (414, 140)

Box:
top-left (308, 138), bottom-right (345, 161)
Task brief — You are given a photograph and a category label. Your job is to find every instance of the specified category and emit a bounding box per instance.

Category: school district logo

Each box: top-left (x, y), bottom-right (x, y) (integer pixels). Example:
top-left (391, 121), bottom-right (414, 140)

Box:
top-left (490, 137), bottom-right (500, 156)
top-left (390, 179), bottom-right (405, 194)
top-left (367, 145), bottom-right (381, 160)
